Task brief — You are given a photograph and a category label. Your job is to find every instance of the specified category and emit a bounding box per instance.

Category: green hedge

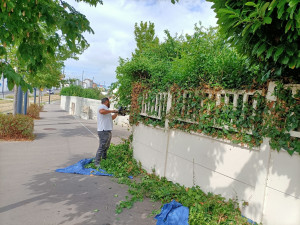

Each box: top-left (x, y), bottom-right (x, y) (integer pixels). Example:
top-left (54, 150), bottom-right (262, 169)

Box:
top-left (0, 114), bottom-right (34, 140)
top-left (60, 85), bottom-right (105, 100)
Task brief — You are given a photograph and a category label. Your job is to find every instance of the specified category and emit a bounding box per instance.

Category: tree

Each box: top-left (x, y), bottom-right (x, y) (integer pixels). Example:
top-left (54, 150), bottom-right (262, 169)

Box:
top-left (134, 21), bottom-right (159, 53)
top-left (0, 0), bottom-right (103, 89)
top-left (27, 57), bottom-right (63, 90)
top-left (207, 0), bottom-right (300, 82)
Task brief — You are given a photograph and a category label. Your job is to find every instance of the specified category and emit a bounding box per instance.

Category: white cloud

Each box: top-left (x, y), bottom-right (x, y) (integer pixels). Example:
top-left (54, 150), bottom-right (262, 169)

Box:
top-left (64, 0), bottom-right (217, 86)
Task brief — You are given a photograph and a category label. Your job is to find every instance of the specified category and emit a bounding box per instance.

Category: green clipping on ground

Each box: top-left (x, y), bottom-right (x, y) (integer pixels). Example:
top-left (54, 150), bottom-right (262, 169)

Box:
top-left (85, 141), bottom-right (255, 224)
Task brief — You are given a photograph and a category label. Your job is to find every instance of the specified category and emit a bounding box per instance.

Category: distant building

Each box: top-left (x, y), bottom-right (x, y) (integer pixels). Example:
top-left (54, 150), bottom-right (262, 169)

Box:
top-left (74, 79), bottom-right (82, 86)
top-left (83, 79), bottom-right (93, 89)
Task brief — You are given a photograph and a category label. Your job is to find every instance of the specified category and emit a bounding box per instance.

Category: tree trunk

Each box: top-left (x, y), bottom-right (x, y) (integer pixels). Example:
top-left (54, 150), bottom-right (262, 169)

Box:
top-left (39, 89), bottom-right (41, 106)
top-left (13, 84), bottom-right (18, 115)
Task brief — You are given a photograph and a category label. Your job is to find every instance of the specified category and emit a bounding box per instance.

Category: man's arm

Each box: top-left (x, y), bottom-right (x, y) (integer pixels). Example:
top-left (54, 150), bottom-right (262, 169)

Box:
top-left (99, 108), bottom-right (118, 120)
top-left (99, 109), bottom-right (117, 115)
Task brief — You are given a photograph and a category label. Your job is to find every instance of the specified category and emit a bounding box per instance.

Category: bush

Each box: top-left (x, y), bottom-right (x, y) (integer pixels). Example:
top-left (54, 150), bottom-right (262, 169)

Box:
top-left (0, 114), bottom-right (34, 140)
top-left (60, 85), bottom-right (106, 100)
top-left (27, 103), bottom-right (43, 119)
top-left (113, 25), bottom-right (260, 106)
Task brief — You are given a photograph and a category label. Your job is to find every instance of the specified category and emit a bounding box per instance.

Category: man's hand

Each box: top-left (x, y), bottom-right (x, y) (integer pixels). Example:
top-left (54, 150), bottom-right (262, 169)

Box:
top-left (112, 110), bottom-right (118, 120)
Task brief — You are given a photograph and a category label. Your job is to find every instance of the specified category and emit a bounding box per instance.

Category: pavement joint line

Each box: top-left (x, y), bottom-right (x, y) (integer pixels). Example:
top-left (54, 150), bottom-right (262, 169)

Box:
top-left (71, 115), bottom-right (99, 140)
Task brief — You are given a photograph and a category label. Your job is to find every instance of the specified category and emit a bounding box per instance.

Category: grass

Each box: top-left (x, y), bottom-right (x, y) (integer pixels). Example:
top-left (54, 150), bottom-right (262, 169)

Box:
top-left (0, 99), bottom-right (13, 103)
top-left (85, 141), bottom-right (254, 225)
top-left (0, 94), bottom-right (60, 114)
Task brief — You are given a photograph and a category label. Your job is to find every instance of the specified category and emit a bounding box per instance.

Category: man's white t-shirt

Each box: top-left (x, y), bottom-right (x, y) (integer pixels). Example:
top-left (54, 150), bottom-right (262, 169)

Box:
top-left (97, 104), bottom-right (113, 131)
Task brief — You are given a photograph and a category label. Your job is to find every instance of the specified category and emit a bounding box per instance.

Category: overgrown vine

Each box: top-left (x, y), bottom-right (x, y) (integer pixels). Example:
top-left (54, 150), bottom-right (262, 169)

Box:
top-left (130, 82), bottom-right (299, 155)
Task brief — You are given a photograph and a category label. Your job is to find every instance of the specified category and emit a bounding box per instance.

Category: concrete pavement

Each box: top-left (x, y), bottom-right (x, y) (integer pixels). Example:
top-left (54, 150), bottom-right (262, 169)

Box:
top-left (0, 101), bottom-right (159, 225)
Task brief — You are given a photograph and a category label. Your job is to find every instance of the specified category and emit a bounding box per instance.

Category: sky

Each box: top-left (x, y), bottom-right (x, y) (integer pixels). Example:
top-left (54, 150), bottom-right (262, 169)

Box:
top-left (64, 0), bottom-right (217, 87)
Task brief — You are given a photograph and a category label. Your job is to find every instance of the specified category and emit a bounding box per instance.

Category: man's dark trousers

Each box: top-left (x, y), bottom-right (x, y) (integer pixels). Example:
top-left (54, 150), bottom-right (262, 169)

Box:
top-left (95, 131), bottom-right (112, 164)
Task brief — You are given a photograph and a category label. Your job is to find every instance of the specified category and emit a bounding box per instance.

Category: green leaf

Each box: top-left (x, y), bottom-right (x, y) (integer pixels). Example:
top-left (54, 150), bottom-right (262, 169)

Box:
top-left (242, 24), bottom-right (252, 36)
top-left (289, 0), bottom-right (298, 8)
top-left (253, 22), bottom-right (262, 32)
top-left (249, 11), bottom-right (258, 18)
top-left (229, 14), bottom-right (239, 19)
top-left (281, 56), bottom-right (289, 64)
top-left (288, 57), bottom-right (296, 68)
top-left (285, 20), bottom-right (293, 33)
top-left (287, 149), bottom-right (295, 156)
top-left (263, 17), bottom-right (272, 24)
top-left (233, 21), bottom-right (242, 27)
top-left (275, 67), bottom-right (282, 76)
top-left (257, 43), bottom-right (267, 56)
top-left (277, 5), bottom-right (285, 19)
top-left (260, 2), bottom-right (270, 17)
top-left (266, 46), bottom-right (274, 59)
top-left (7, 79), bottom-right (14, 90)
top-left (0, 46), bottom-right (6, 56)
top-left (219, 8), bottom-right (236, 15)
top-left (274, 47), bottom-right (284, 61)
top-left (245, 2), bottom-right (257, 7)
top-left (268, 0), bottom-right (278, 11)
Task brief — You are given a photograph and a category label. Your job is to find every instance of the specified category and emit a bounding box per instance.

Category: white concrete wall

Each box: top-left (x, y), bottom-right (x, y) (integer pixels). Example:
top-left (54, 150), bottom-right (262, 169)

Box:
top-left (263, 150), bottom-right (300, 225)
top-left (133, 124), bottom-right (168, 177)
top-left (60, 95), bottom-right (130, 126)
top-left (132, 124), bottom-right (300, 225)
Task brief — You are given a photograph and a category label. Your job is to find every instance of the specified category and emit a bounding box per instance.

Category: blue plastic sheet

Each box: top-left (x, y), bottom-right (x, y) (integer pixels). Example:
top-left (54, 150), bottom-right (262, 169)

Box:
top-left (155, 200), bottom-right (189, 225)
top-left (242, 215), bottom-right (258, 224)
top-left (55, 158), bottom-right (113, 176)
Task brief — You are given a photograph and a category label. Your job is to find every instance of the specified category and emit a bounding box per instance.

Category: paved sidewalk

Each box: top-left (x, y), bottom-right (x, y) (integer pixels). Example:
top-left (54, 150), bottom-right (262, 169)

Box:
top-left (0, 102), bottom-right (159, 225)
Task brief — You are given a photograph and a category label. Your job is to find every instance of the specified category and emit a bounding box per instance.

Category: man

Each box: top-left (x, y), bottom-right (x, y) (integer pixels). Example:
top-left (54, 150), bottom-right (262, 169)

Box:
top-left (94, 97), bottom-right (118, 167)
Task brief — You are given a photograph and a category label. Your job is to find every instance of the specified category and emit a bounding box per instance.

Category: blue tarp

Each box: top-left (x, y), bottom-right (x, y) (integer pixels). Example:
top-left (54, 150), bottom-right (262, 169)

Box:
top-left (242, 215), bottom-right (258, 224)
top-left (55, 158), bottom-right (113, 176)
top-left (155, 200), bottom-right (189, 225)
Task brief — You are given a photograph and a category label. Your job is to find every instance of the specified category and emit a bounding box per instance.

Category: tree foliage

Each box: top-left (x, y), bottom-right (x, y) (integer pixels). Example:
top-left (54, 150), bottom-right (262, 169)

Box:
top-left (0, 0), bottom-right (102, 89)
top-left (60, 85), bottom-right (105, 100)
top-left (134, 21), bottom-right (159, 53)
top-left (112, 22), bottom-right (259, 106)
top-left (207, 0), bottom-right (300, 82)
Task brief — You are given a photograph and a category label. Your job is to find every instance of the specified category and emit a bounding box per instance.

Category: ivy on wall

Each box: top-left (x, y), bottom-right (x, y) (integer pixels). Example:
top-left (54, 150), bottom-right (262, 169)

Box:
top-left (263, 83), bottom-right (300, 155)
top-left (130, 82), bottom-right (299, 155)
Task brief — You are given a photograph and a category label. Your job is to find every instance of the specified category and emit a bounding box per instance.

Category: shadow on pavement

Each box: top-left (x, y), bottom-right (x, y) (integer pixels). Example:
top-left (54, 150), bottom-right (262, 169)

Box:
top-left (22, 155), bottom-right (158, 225)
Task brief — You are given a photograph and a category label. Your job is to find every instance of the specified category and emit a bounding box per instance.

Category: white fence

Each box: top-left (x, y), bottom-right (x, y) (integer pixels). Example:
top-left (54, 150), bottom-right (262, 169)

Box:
top-left (133, 82), bottom-right (300, 225)
top-left (139, 82), bottom-right (299, 139)
top-left (60, 95), bottom-right (130, 126)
